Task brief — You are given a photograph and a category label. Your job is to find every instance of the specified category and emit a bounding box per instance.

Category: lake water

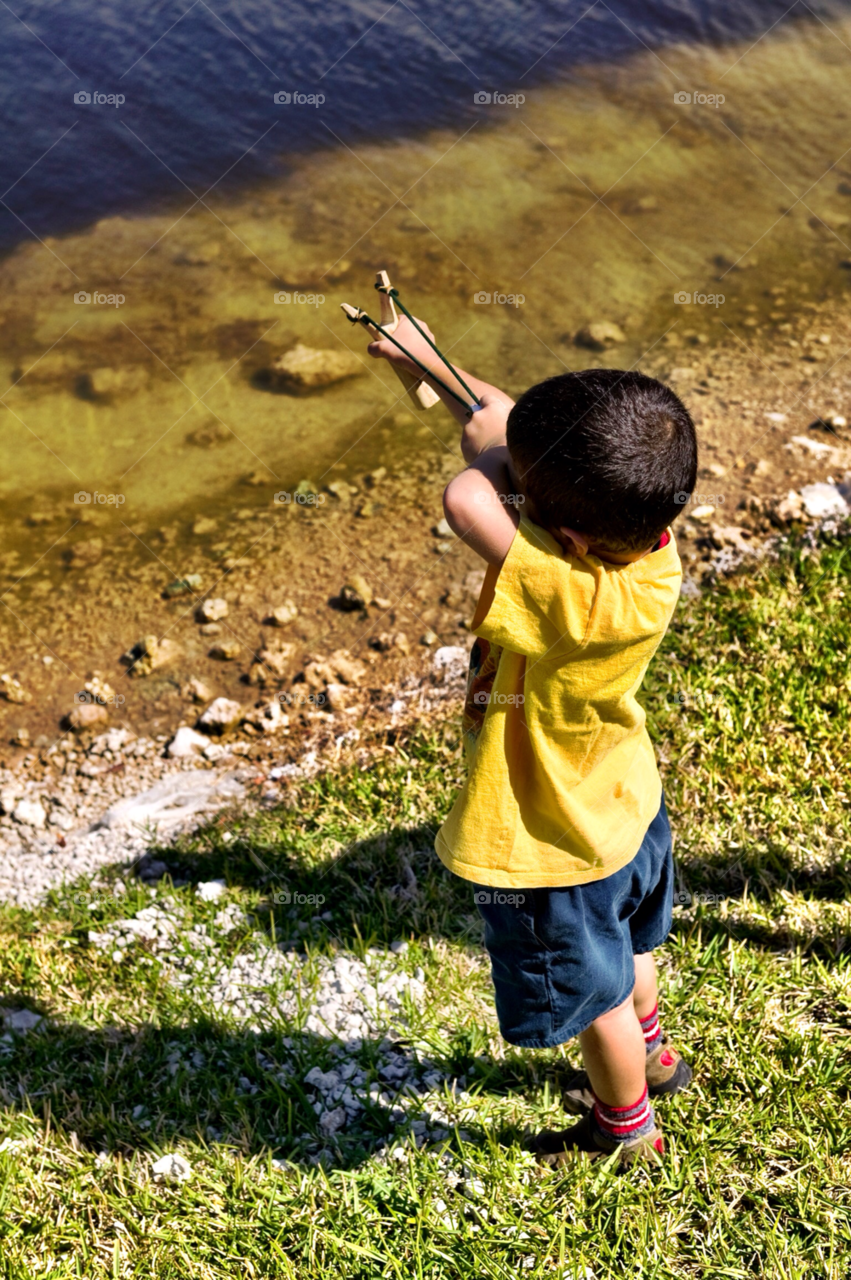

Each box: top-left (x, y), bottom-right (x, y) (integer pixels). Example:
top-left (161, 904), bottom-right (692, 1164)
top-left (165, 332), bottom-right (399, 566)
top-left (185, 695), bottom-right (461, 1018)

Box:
top-left (3, 0), bottom-right (849, 248)
top-left (1, 2), bottom-right (851, 538)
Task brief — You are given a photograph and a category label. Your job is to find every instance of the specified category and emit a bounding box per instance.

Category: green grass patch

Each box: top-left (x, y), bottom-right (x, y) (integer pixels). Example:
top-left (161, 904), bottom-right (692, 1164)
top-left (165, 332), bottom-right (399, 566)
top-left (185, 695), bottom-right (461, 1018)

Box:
top-left (1, 532), bottom-right (850, 1277)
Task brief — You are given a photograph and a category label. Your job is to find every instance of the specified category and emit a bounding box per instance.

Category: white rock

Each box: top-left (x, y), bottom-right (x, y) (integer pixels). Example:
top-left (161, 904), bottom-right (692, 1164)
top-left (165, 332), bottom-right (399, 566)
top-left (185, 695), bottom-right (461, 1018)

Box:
top-left (390, 940), bottom-right (408, 954)
top-left (800, 482), bottom-right (849, 519)
top-left (319, 1106), bottom-right (347, 1135)
top-left (197, 597), bottom-right (229, 623)
top-left (432, 646), bottom-right (468, 680)
top-left (167, 726), bottom-right (209, 759)
top-left (244, 700), bottom-right (287, 733)
top-left (788, 434), bottom-right (837, 458)
top-left (99, 771), bottom-right (245, 832)
top-left (2, 1008), bottom-right (43, 1032)
top-left (151, 1153), bottom-right (192, 1182)
top-left (197, 697), bottom-right (243, 733)
top-left (0, 787), bottom-right (22, 815)
top-left (12, 799), bottom-right (46, 829)
top-left (196, 879), bottom-right (227, 901)
top-left (689, 505), bottom-right (715, 522)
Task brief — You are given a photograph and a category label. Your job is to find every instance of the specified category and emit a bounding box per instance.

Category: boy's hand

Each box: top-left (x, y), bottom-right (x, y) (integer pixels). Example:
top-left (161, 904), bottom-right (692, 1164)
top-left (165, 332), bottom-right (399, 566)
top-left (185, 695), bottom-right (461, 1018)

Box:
top-left (366, 314), bottom-right (436, 378)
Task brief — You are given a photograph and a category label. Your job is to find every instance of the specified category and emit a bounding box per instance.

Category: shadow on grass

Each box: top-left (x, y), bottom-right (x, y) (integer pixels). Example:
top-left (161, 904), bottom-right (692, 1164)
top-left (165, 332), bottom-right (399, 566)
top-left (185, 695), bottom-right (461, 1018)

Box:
top-left (0, 1013), bottom-right (539, 1172)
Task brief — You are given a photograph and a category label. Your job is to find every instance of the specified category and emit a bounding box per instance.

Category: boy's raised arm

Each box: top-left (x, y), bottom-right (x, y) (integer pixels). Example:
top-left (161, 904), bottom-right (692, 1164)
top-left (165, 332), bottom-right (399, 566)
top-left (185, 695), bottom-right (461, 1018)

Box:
top-left (366, 314), bottom-right (520, 566)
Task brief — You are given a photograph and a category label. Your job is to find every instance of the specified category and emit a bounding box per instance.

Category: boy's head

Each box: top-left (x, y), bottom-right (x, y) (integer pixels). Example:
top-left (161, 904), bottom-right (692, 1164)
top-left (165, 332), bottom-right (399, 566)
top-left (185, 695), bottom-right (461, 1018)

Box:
top-left (506, 369), bottom-right (698, 553)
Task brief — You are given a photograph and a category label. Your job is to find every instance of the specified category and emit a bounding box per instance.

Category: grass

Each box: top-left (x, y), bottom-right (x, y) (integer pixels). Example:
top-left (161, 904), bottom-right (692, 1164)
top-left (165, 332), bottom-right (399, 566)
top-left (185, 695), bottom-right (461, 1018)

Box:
top-left (1, 529), bottom-right (850, 1277)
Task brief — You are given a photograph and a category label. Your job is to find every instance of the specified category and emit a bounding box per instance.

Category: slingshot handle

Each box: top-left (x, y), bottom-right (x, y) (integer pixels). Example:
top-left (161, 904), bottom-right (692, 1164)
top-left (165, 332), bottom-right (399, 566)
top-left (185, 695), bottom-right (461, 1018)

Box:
top-left (374, 270), bottom-right (440, 410)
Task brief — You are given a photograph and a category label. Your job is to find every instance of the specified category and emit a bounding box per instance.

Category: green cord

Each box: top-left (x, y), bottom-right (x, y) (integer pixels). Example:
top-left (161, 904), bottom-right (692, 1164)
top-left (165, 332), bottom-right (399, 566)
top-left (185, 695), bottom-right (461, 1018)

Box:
top-left (352, 310), bottom-right (478, 413)
top-left (374, 283), bottom-right (482, 409)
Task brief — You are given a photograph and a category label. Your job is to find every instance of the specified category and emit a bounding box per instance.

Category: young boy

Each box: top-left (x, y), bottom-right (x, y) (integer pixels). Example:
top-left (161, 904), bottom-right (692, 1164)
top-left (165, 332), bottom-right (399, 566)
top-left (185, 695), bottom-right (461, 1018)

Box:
top-left (366, 316), bottom-right (697, 1166)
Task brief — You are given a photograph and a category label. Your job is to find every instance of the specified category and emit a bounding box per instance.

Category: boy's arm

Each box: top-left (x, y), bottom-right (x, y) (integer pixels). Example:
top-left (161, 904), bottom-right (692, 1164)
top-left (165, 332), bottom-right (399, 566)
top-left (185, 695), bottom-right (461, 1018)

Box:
top-left (366, 314), bottom-right (515, 462)
top-left (442, 443), bottom-right (520, 567)
top-left (366, 312), bottom-right (520, 566)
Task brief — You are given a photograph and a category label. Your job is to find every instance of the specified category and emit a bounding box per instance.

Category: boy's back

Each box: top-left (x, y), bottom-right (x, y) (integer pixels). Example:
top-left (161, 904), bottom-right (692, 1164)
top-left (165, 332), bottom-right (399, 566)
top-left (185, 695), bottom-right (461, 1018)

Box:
top-left (437, 515), bottom-right (683, 886)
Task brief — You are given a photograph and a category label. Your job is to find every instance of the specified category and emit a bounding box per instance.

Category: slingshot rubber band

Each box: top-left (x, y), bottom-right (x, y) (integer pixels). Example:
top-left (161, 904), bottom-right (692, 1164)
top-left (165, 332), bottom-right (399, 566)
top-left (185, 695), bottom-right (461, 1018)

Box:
top-left (376, 283), bottom-right (481, 408)
top-left (343, 307), bottom-right (480, 414)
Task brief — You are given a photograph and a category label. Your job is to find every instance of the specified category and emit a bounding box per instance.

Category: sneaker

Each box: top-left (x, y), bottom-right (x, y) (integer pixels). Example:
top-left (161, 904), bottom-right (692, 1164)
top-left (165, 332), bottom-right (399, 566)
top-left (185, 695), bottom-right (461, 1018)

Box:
top-left (560, 1037), bottom-right (693, 1116)
top-left (529, 1111), bottom-right (665, 1169)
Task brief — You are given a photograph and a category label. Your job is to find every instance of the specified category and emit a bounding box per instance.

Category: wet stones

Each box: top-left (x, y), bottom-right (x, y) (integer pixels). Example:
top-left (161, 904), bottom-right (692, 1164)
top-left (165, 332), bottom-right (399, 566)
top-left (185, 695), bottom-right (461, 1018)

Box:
top-left (260, 343), bottom-right (364, 392)
top-left (208, 640), bottom-right (241, 661)
top-left (121, 635), bottom-right (180, 677)
top-left (66, 538), bottom-right (103, 569)
top-left (574, 320), bottom-right (626, 351)
top-left (264, 601), bottom-right (298, 627)
top-left (0, 674), bottom-right (31, 704)
top-left (68, 701), bottom-right (110, 733)
top-left (247, 643), bottom-right (295, 686)
top-left (196, 597), bottom-right (228, 623)
top-left (197, 697), bottom-right (243, 734)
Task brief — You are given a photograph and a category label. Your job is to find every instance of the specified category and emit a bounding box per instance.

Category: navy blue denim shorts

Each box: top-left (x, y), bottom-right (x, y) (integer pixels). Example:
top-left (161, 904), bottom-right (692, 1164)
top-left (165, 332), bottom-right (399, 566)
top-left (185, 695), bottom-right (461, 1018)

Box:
top-left (473, 795), bottom-right (674, 1048)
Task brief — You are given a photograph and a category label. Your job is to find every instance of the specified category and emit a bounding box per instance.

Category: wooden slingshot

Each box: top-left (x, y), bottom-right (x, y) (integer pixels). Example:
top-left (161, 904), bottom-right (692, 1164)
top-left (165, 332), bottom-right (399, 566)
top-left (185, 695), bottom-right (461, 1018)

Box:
top-left (341, 270), bottom-right (481, 415)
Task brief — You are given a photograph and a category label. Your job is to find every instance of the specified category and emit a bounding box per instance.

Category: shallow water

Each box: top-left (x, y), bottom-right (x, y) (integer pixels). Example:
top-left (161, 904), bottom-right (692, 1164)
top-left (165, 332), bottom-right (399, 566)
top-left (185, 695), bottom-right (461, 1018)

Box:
top-left (1, 13), bottom-right (851, 558)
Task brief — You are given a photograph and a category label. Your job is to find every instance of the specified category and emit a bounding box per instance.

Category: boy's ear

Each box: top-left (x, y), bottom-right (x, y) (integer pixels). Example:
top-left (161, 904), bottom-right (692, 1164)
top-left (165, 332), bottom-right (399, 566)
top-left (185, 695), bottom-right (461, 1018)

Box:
top-left (555, 526), bottom-right (589, 557)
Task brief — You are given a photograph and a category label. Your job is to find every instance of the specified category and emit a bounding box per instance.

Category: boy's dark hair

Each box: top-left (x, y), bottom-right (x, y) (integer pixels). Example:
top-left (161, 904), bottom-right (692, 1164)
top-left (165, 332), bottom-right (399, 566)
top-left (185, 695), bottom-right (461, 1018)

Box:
top-left (506, 368), bottom-right (698, 551)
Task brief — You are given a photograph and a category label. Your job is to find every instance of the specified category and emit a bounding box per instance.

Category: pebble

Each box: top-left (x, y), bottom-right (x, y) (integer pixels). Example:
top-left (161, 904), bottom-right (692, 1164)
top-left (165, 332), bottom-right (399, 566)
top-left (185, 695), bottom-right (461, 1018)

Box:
top-left (265, 601), bottom-right (298, 627)
top-left (800, 482), bottom-right (849, 519)
top-left (574, 320), bottom-right (626, 350)
top-left (196, 880), bottom-right (227, 901)
top-left (12, 799), bottom-right (46, 829)
top-left (167, 726), bottom-right (209, 759)
top-left (197, 698), bottom-right (243, 733)
top-left (208, 641), bottom-right (241, 661)
top-left (196, 597), bottom-right (229, 623)
top-left (263, 344), bottom-right (364, 391)
top-left (152, 1153), bottom-right (192, 1182)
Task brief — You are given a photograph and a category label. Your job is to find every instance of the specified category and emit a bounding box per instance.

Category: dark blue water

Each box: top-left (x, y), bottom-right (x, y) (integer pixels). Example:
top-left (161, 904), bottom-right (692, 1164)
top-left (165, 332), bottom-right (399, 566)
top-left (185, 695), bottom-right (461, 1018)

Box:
top-left (1, 0), bottom-right (849, 250)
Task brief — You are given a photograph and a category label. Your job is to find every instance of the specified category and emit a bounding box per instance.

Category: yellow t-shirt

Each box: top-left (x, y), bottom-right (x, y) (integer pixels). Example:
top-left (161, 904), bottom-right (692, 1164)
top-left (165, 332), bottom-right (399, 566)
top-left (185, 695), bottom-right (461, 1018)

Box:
top-left (435, 517), bottom-right (682, 889)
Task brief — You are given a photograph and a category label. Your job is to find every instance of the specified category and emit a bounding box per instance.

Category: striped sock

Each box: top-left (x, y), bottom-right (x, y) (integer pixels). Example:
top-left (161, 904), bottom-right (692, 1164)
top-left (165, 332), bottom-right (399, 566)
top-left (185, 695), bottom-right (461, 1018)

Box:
top-left (639, 1002), bottom-right (663, 1054)
top-left (591, 1084), bottom-right (657, 1147)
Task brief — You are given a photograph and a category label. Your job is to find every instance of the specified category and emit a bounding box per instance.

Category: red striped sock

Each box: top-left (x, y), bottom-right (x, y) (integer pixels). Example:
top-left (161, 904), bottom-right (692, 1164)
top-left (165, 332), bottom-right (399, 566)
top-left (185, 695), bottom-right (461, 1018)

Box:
top-left (592, 1084), bottom-right (656, 1146)
top-left (639, 1002), bottom-right (663, 1054)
